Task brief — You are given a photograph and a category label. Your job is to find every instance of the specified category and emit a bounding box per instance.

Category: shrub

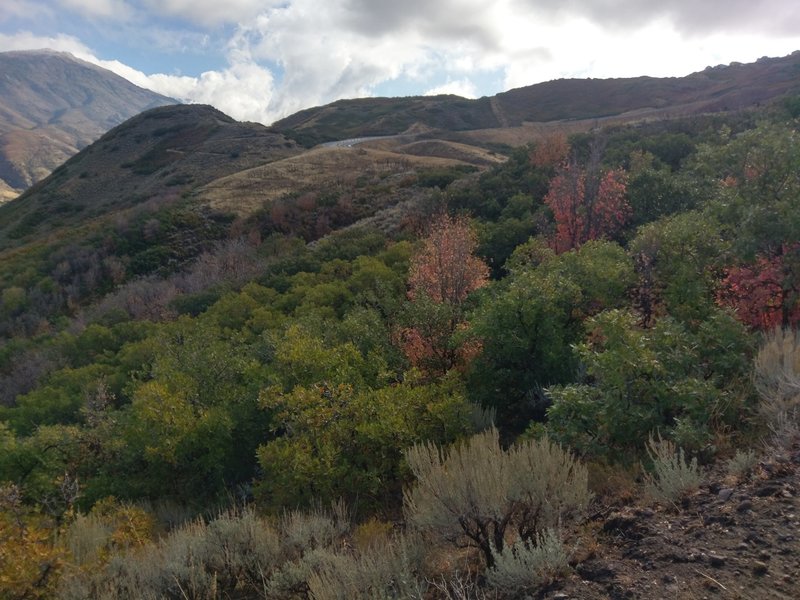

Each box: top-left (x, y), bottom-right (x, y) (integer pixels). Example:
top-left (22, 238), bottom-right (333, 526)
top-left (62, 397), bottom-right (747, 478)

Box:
top-left (60, 508), bottom-right (281, 599)
top-left (403, 428), bottom-right (589, 567)
top-left (726, 449), bottom-right (758, 478)
top-left (754, 327), bottom-right (800, 447)
top-left (643, 433), bottom-right (702, 505)
top-left (307, 534), bottom-right (427, 600)
top-left (486, 529), bottom-right (569, 593)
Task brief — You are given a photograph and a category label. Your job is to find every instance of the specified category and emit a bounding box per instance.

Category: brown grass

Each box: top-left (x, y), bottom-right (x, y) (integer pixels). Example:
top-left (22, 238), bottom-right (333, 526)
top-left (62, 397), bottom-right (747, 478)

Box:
top-left (197, 146), bottom-right (470, 217)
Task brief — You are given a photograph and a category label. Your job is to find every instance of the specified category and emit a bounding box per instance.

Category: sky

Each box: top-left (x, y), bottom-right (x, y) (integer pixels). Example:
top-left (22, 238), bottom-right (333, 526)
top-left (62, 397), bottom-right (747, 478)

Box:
top-left (2, 1), bottom-right (800, 125)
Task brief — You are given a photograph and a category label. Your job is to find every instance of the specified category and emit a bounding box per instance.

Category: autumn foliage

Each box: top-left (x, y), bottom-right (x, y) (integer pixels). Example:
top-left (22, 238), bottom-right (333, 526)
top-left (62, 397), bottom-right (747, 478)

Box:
top-left (407, 214), bottom-right (489, 305)
top-left (530, 131), bottom-right (569, 170)
top-left (399, 214), bottom-right (488, 373)
top-left (545, 164), bottom-right (630, 254)
top-left (718, 244), bottom-right (800, 330)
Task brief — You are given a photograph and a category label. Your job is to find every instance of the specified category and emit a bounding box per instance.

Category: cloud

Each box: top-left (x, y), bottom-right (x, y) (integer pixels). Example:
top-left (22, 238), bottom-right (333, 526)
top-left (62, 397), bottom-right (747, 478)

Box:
top-left (4, 1), bottom-right (800, 127)
top-left (0, 31), bottom-right (94, 55)
top-left (57, 0), bottom-right (132, 19)
top-left (425, 79), bottom-right (478, 98)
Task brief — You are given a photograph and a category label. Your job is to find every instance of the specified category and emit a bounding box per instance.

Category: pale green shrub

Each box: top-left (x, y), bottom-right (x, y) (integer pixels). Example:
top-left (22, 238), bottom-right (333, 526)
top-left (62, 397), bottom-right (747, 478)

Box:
top-left (643, 433), bottom-right (702, 504)
top-left (486, 529), bottom-right (569, 593)
top-left (726, 448), bottom-right (758, 477)
top-left (307, 534), bottom-right (427, 600)
top-left (754, 327), bottom-right (800, 446)
top-left (59, 508), bottom-right (281, 600)
top-left (404, 427), bottom-right (589, 568)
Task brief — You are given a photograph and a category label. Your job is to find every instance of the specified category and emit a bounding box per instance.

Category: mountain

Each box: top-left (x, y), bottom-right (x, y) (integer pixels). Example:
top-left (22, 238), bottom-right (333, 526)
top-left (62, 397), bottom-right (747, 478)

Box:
top-left (0, 104), bottom-right (300, 248)
top-left (0, 50), bottom-right (176, 199)
top-left (274, 51), bottom-right (800, 147)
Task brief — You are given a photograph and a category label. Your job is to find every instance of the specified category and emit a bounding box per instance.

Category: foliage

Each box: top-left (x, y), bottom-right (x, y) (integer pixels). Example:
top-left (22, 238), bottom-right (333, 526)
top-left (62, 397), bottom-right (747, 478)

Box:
top-left (753, 327), bottom-right (800, 448)
top-left (486, 529), bottom-right (569, 593)
top-left (718, 244), bottom-right (800, 330)
top-left (0, 484), bottom-right (63, 599)
top-left (307, 534), bottom-right (427, 600)
top-left (642, 433), bottom-right (702, 505)
top-left (467, 240), bottom-right (635, 428)
top-left (257, 372), bottom-right (474, 511)
top-left (544, 162), bottom-right (629, 253)
top-left (547, 309), bottom-right (753, 457)
top-left (726, 449), bottom-right (758, 478)
top-left (403, 428), bottom-right (589, 568)
top-left (408, 213), bottom-right (489, 305)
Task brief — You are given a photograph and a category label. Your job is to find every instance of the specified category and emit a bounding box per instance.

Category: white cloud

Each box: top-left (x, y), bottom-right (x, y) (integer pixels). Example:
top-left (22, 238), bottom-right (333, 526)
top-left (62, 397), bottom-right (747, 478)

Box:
top-left (57, 0), bottom-right (132, 19)
top-left (0, 31), bottom-right (94, 55)
top-left (425, 79), bottom-right (478, 98)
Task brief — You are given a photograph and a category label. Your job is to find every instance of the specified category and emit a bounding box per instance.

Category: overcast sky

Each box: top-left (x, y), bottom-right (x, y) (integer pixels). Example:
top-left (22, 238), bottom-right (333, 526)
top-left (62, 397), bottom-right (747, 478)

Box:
top-left (2, 1), bottom-right (800, 124)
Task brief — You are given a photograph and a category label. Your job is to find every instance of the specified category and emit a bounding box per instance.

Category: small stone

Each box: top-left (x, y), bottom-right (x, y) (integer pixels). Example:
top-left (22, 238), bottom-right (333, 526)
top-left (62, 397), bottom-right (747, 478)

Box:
top-left (552, 593), bottom-right (569, 600)
top-left (752, 561), bottom-right (769, 576)
top-left (708, 553), bottom-right (726, 567)
top-left (757, 550), bottom-right (771, 561)
top-left (736, 500), bottom-right (753, 513)
top-left (662, 574), bottom-right (677, 584)
top-left (736, 542), bottom-right (749, 551)
top-left (718, 488), bottom-right (734, 502)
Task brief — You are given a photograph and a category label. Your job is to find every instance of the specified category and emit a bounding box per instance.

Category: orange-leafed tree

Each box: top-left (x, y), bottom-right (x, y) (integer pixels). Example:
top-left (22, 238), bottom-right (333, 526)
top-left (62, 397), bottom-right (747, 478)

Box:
top-left (530, 131), bottom-right (569, 171)
top-left (544, 144), bottom-right (630, 254)
top-left (407, 214), bottom-right (489, 305)
top-left (398, 214), bottom-right (488, 374)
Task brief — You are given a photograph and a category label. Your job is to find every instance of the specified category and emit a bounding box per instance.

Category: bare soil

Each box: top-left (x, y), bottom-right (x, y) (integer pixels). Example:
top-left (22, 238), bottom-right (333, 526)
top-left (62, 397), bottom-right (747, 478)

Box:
top-left (549, 448), bottom-right (800, 600)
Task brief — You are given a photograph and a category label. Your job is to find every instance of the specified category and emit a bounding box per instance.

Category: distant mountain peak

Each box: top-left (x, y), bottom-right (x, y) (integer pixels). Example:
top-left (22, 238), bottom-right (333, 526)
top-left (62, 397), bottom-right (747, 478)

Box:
top-left (0, 49), bottom-right (177, 198)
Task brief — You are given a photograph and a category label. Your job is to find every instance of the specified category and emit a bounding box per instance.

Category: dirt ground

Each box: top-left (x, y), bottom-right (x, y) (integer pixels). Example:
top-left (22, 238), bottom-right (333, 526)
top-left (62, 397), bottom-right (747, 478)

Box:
top-left (548, 447), bottom-right (800, 600)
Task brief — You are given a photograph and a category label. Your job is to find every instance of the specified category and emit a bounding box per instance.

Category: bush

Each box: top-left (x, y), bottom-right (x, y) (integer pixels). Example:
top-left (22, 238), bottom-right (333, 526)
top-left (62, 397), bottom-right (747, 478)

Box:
top-left (754, 327), bottom-right (800, 447)
top-left (60, 508), bottom-right (281, 599)
top-left (643, 433), bottom-right (702, 505)
top-left (403, 428), bottom-right (589, 567)
top-left (726, 449), bottom-right (758, 478)
top-left (307, 534), bottom-right (427, 600)
top-left (486, 529), bottom-right (569, 593)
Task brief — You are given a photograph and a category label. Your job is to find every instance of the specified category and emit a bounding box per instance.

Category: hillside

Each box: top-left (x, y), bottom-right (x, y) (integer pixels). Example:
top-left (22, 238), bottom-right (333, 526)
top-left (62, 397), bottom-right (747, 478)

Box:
top-left (0, 104), bottom-right (300, 249)
top-left (0, 50), bottom-right (175, 197)
top-left (274, 52), bottom-right (800, 147)
top-left (0, 54), bottom-right (799, 598)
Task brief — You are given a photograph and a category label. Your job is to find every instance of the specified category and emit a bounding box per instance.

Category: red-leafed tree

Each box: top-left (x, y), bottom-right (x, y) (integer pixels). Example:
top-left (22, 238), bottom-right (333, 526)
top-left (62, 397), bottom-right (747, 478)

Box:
top-left (407, 214), bottom-right (489, 305)
top-left (718, 244), bottom-right (800, 330)
top-left (530, 131), bottom-right (569, 170)
top-left (545, 160), bottom-right (630, 254)
top-left (398, 214), bottom-right (489, 374)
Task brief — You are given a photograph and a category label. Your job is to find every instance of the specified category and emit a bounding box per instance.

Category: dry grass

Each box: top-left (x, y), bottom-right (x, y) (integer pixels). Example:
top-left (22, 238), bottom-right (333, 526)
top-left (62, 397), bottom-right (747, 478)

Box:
top-left (197, 146), bottom-right (469, 217)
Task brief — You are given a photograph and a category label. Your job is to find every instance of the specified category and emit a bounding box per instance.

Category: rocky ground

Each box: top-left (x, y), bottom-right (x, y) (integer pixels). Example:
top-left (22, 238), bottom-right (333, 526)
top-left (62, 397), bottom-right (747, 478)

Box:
top-left (550, 447), bottom-right (800, 600)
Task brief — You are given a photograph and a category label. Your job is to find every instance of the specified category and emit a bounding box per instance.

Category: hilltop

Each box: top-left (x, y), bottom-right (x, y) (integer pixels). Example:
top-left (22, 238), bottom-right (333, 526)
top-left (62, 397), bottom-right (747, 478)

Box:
top-left (0, 50), bottom-right (175, 199)
top-left (274, 52), bottom-right (800, 147)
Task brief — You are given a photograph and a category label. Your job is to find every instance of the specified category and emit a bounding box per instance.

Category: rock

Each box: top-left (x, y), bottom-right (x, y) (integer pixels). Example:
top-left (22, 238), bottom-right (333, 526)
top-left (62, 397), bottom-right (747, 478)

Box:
top-left (603, 513), bottom-right (644, 540)
top-left (755, 484), bottom-right (782, 497)
top-left (576, 559), bottom-right (616, 583)
top-left (708, 553), bottom-right (726, 567)
top-left (757, 550), bottom-right (771, 561)
top-left (752, 561), bottom-right (769, 576)
top-left (736, 499), bottom-right (753, 512)
top-left (718, 488), bottom-right (734, 502)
